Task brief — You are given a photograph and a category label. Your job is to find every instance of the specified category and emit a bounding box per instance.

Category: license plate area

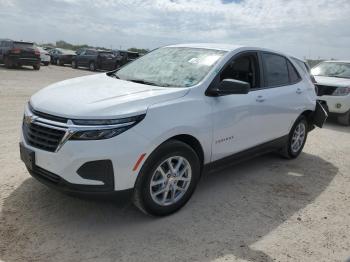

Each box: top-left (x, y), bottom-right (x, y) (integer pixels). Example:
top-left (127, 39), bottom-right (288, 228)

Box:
top-left (20, 143), bottom-right (35, 170)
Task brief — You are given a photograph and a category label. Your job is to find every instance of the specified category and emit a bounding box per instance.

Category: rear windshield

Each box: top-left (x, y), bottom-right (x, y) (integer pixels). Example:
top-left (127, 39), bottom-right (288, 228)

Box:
top-left (13, 42), bottom-right (34, 48)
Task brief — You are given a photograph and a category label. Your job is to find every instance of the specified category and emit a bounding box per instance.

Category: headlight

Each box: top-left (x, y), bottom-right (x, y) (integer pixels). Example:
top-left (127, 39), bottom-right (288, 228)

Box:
top-left (332, 87), bottom-right (350, 96)
top-left (69, 114), bottom-right (145, 140)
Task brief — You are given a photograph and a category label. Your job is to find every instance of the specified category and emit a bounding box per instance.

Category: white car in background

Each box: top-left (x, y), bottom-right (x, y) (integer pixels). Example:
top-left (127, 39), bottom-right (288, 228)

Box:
top-left (311, 61), bottom-right (350, 126)
top-left (36, 46), bottom-right (51, 66)
top-left (20, 44), bottom-right (327, 216)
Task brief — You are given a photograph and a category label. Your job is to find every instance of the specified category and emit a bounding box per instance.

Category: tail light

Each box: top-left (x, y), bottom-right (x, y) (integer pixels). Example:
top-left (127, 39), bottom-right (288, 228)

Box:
top-left (34, 49), bottom-right (40, 56)
top-left (310, 74), bottom-right (318, 95)
top-left (310, 75), bottom-right (316, 84)
top-left (10, 48), bottom-right (21, 54)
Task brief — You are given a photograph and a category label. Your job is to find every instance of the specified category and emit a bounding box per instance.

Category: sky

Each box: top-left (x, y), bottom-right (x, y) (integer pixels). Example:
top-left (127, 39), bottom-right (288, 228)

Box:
top-left (1, 0), bottom-right (350, 59)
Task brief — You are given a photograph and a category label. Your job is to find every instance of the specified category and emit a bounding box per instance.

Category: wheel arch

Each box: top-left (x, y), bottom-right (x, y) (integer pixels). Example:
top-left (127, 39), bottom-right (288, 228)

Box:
top-left (300, 110), bottom-right (314, 131)
top-left (167, 134), bottom-right (205, 168)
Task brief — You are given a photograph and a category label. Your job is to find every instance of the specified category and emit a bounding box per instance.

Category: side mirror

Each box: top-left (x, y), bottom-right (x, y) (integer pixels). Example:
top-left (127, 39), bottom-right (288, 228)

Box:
top-left (206, 79), bottom-right (250, 96)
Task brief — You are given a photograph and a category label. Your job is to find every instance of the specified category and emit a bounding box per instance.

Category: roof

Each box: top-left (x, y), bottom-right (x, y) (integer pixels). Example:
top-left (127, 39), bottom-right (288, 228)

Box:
top-left (165, 43), bottom-right (290, 58)
top-left (167, 43), bottom-right (243, 51)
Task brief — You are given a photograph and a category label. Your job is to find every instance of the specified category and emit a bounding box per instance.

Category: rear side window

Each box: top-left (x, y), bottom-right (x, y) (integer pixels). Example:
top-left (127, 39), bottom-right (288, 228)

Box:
top-left (262, 53), bottom-right (289, 86)
top-left (287, 61), bottom-right (301, 83)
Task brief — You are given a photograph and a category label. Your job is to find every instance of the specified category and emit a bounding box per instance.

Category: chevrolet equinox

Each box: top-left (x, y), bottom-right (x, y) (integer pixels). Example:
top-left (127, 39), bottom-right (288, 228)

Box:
top-left (20, 44), bottom-right (327, 216)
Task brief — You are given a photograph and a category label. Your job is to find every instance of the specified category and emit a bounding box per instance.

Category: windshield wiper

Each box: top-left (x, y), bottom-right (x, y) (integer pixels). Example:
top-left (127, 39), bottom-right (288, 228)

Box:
top-left (127, 79), bottom-right (167, 87)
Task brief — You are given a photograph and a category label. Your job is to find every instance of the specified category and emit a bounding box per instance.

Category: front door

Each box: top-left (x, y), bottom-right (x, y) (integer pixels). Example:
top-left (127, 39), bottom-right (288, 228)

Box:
top-left (210, 52), bottom-right (267, 161)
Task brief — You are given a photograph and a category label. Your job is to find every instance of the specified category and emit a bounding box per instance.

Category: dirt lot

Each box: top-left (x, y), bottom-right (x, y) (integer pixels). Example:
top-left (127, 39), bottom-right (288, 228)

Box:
top-left (0, 65), bottom-right (349, 262)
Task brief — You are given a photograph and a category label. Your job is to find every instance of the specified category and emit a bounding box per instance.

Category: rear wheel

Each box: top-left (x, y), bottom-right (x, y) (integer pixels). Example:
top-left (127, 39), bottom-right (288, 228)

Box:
top-left (44, 62), bottom-right (49, 66)
top-left (57, 59), bottom-right (62, 66)
top-left (280, 116), bottom-right (308, 159)
top-left (33, 64), bottom-right (40, 70)
top-left (89, 61), bottom-right (96, 71)
top-left (337, 110), bottom-right (350, 126)
top-left (133, 140), bottom-right (201, 216)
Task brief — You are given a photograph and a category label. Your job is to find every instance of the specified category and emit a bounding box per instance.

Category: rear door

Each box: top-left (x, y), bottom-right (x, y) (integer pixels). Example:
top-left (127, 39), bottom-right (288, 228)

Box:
top-left (98, 52), bottom-right (115, 70)
top-left (256, 52), bottom-right (306, 140)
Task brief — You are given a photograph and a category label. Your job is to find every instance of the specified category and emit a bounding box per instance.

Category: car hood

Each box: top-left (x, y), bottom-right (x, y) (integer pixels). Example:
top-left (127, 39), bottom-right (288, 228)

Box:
top-left (30, 74), bottom-right (189, 119)
top-left (314, 76), bottom-right (350, 87)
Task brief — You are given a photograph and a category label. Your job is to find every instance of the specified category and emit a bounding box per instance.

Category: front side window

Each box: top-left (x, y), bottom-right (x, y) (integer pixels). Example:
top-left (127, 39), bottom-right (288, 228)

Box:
top-left (311, 62), bottom-right (350, 79)
top-left (115, 47), bottom-right (227, 87)
top-left (262, 53), bottom-right (289, 87)
top-left (220, 52), bottom-right (260, 89)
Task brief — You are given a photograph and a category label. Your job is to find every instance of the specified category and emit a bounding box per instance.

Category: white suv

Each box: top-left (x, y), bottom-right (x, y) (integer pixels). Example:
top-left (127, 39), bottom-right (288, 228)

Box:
top-left (20, 44), bottom-right (326, 216)
top-left (311, 61), bottom-right (350, 125)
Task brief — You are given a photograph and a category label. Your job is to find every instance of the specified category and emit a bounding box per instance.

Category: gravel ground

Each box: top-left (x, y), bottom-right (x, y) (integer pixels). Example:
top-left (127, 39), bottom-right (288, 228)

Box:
top-left (0, 65), bottom-right (349, 262)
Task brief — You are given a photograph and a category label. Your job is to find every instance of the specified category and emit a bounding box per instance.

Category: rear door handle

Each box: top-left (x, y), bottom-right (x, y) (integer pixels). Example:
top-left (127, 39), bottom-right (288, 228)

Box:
top-left (296, 88), bottom-right (303, 94)
top-left (256, 96), bottom-right (265, 102)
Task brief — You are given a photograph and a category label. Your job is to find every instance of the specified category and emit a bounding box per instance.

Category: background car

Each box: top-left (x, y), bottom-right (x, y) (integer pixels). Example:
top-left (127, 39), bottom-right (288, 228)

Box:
top-left (49, 48), bottom-right (76, 66)
top-left (311, 61), bottom-right (350, 125)
top-left (113, 50), bottom-right (139, 67)
top-left (0, 39), bottom-right (40, 70)
top-left (36, 46), bottom-right (51, 66)
top-left (72, 49), bottom-right (118, 71)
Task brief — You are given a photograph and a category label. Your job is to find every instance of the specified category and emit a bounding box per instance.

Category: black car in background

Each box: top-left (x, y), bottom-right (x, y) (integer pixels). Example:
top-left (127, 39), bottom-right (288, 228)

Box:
top-left (113, 50), bottom-right (140, 67)
top-left (0, 39), bottom-right (41, 70)
top-left (49, 48), bottom-right (76, 66)
top-left (72, 49), bottom-right (118, 71)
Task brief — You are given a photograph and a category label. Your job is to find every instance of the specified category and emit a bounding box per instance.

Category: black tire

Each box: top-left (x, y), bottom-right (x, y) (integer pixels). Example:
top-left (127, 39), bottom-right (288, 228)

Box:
top-left (33, 64), bottom-right (40, 70)
top-left (280, 116), bottom-right (308, 159)
top-left (57, 59), bottom-right (62, 66)
top-left (4, 57), bottom-right (12, 68)
top-left (44, 62), bottom-right (49, 66)
top-left (133, 140), bottom-right (201, 216)
top-left (89, 61), bottom-right (96, 71)
top-left (72, 60), bottom-right (77, 69)
top-left (337, 110), bottom-right (350, 126)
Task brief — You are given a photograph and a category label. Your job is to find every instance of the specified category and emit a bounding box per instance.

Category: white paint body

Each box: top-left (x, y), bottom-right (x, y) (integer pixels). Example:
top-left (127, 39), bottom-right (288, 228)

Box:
top-left (315, 75), bottom-right (350, 114)
top-left (21, 44), bottom-right (317, 191)
top-left (37, 47), bottom-right (51, 63)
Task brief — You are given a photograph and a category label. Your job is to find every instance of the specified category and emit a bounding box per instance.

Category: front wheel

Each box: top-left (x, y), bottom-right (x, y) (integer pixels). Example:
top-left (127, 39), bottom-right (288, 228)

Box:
top-left (71, 60), bottom-right (77, 69)
top-left (280, 116), bottom-right (308, 159)
top-left (89, 61), bottom-right (96, 71)
top-left (133, 140), bottom-right (201, 216)
top-left (33, 64), bottom-right (40, 70)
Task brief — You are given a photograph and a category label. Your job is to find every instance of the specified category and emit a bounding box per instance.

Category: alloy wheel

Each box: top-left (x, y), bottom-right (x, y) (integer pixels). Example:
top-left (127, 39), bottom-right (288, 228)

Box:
top-left (291, 122), bottom-right (306, 153)
top-left (149, 156), bottom-right (192, 206)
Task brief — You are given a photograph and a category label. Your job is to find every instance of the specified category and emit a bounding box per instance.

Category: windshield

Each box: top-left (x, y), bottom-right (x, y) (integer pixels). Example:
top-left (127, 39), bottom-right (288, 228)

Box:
top-left (311, 62), bottom-right (350, 79)
top-left (115, 47), bottom-right (227, 87)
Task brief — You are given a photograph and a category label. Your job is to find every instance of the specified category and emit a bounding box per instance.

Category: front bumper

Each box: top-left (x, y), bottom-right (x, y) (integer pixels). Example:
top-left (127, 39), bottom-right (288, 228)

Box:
top-left (20, 125), bottom-right (151, 191)
top-left (317, 95), bottom-right (350, 114)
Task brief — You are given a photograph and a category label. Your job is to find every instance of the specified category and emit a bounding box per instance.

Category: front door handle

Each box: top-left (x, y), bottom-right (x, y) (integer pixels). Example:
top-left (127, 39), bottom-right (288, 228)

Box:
top-left (296, 88), bottom-right (303, 94)
top-left (256, 96), bottom-right (265, 102)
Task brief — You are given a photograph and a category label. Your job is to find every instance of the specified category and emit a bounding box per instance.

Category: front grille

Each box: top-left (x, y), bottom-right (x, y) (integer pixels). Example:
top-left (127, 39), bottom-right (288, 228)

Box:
top-left (315, 84), bottom-right (337, 96)
top-left (23, 121), bottom-right (66, 152)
